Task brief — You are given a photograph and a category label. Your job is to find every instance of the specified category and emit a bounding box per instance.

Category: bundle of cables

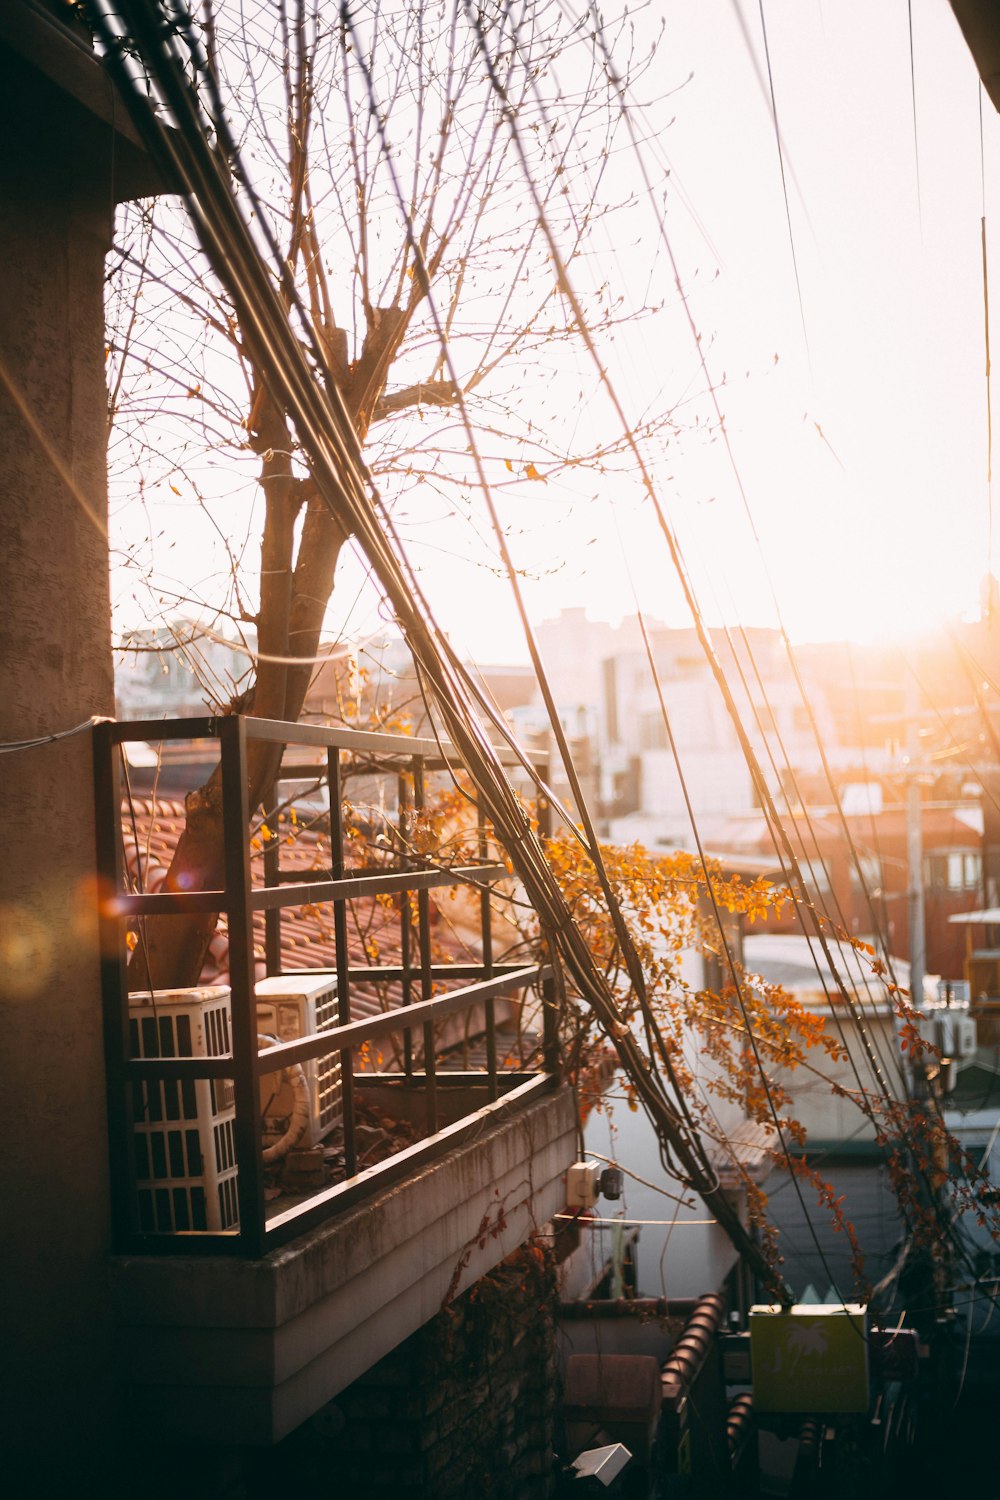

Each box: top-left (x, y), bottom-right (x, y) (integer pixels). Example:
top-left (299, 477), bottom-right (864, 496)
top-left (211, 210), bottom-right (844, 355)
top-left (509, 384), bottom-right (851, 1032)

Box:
top-left (82, 0), bottom-right (799, 1296)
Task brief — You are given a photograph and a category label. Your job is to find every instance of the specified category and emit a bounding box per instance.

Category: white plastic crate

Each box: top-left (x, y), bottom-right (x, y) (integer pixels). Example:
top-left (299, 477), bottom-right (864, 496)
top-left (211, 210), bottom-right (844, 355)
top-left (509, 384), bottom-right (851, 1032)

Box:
top-left (256, 972), bottom-right (342, 1150)
top-left (129, 986), bottom-right (239, 1234)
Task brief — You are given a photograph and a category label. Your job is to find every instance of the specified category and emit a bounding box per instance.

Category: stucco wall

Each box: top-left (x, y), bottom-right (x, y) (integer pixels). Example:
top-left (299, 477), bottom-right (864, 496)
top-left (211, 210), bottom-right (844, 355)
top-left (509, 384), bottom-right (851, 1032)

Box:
top-left (0, 51), bottom-right (117, 1451)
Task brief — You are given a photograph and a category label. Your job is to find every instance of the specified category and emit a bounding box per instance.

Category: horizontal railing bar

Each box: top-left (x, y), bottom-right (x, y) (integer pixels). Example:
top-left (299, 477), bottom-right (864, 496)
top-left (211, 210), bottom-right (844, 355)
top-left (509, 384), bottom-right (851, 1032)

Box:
top-left (263, 1074), bottom-right (556, 1245)
top-left (108, 891), bottom-right (226, 916)
top-left (118, 1056), bottom-right (543, 1087)
top-left (117, 966), bottom-right (544, 1080)
top-left (359, 1071), bottom-right (539, 1087)
top-left (109, 717), bottom-right (218, 743)
top-left (253, 966), bottom-right (542, 1071)
top-left (123, 1056), bottom-right (234, 1081)
top-left (117, 1231), bottom-right (244, 1256)
top-left (105, 862), bottom-right (511, 917)
top-left (250, 863), bottom-right (509, 910)
top-left (107, 715), bottom-right (547, 769)
top-left (265, 863), bottom-right (504, 889)
top-left (246, 716), bottom-right (456, 757)
top-left (273, 963), bottom-right (529, 983)
top-left (246, 715), bottom-right (542, 770)
top-left (345, 962), bottom-right (531, 983)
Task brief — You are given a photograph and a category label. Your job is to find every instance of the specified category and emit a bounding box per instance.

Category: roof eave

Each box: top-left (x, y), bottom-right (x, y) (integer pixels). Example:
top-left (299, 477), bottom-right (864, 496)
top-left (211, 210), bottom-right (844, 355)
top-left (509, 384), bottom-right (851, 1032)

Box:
top-left (950, 0), bottom-right (1000, 114)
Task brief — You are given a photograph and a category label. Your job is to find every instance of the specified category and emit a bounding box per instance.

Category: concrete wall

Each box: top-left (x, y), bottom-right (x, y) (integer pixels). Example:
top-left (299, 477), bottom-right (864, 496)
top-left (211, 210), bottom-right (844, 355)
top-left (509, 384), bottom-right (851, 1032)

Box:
top-left (0, 38), bottom-right (117, 1453)
top-left (110, 1083), bottom-right (578, 1445)
top-left (107, 1243), bottom-right (562, 1498)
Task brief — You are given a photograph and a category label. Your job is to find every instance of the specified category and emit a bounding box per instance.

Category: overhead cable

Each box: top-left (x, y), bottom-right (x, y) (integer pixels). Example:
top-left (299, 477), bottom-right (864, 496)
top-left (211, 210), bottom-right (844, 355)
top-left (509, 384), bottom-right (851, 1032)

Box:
top-left (87, 0), bottom-right (785, 1296)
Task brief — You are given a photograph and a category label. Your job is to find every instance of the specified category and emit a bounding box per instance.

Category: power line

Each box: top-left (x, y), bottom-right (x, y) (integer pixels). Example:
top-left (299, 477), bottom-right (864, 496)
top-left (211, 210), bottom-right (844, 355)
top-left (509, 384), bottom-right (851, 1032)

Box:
top-left (0, 716), bottom-right (114, 754)
top-left (90, 0), bottom-right (785, 1294)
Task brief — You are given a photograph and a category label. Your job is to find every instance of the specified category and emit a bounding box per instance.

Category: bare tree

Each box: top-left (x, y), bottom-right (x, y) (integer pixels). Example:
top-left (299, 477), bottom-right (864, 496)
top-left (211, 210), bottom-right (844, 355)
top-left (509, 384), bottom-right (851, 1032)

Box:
top-left (104, 0), bottom-right (672, 988)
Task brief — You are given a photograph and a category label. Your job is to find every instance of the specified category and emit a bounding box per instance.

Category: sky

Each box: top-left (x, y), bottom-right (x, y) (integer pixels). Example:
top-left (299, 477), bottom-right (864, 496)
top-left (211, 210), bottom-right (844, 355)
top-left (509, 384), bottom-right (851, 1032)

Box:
top-left (463, 0), bottom-right (1000, 661)
top-left (110, 0), bottom-right (1000, 671)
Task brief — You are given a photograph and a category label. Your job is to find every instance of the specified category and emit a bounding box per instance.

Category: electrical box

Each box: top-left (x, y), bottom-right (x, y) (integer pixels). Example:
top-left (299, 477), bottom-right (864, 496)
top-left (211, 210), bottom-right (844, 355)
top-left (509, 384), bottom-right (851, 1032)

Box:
top-left (566, 1160), bottom-right (602, 1208)
top-left (750, 1304), bottom-right (868, 1413)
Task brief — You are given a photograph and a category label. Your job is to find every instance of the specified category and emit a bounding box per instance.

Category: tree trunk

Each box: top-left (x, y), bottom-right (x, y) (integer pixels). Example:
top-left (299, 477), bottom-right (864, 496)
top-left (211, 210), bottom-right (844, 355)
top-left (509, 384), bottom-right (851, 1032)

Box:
top-left (128, 401), bottom-right (348, 991)
top-left (126, 300), bottom-right (416, 992)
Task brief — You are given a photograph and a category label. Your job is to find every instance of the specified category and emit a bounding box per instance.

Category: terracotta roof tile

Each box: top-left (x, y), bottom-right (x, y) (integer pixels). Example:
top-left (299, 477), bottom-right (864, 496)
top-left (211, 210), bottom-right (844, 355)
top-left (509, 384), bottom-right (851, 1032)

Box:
top-left (121, 796), bottom-right (538, 1063)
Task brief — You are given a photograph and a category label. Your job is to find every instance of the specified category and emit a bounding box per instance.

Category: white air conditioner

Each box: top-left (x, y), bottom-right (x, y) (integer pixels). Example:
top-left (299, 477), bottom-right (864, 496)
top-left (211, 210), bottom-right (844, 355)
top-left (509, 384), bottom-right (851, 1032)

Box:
top-left (954, 1015), bottom-right (978, 1059)
top-left (256, 972), bottom-right (342, 1150)
top-left (936, 1012), bottom-right (978, 1062)
top-left (128, 986), bottom-right (239, 1233)
top-left (937, 980), bottom-right (971, 1006)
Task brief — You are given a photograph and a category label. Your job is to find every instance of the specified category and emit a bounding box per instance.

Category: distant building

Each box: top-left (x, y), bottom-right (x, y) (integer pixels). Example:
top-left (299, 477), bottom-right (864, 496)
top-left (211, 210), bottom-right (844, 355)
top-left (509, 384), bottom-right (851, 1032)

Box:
top-left (116, 622), bottom-right (253, 719)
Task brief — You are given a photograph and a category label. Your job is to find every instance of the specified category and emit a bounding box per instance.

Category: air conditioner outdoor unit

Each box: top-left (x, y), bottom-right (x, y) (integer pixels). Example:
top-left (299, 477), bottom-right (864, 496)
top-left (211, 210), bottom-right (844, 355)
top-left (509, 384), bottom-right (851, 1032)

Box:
top-left (954, 1015), bottom-right (978, 1059)
top-left (256, 972), bottom-right (342, 1150)
top-left (936, 1012), bottom-right (978, 1062)
top-left (128, 986), bottom-right (239, 1234)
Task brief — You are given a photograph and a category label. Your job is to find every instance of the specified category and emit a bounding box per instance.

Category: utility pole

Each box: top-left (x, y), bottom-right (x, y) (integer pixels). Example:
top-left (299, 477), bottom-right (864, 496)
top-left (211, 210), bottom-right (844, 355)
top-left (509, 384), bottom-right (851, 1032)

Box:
top-left (906, 672), bottom-right (926, 1009)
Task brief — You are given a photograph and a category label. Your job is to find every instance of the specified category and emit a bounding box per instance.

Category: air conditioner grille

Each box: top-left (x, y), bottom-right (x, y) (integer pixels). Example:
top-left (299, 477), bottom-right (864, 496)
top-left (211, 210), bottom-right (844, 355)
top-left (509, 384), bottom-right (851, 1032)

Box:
top-left (256, 975), bottom-right (342, 1147)
top-left (129, 987), bottom-right (239, 1235)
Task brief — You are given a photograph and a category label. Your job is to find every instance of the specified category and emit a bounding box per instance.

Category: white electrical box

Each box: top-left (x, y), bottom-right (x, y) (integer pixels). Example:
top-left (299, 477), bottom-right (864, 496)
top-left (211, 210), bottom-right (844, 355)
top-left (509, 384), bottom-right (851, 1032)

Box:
top-left (129, 986), bottom-right (239, 1234)
top-left (566, 1160), bottom-right (602, 1209)
top-left (256, 971), bottom-right (342, 1149)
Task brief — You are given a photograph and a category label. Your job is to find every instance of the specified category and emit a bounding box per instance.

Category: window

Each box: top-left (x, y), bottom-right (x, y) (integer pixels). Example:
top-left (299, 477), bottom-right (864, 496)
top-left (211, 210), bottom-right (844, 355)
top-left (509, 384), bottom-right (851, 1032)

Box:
top-left (850, 853), bottom-right (882, 895)
top-left (925, 851), bottom-right (981, 893)
top-left (638, 712), bottom-right (668, 752)
top-left (799, 857), bottom-right (830, 895)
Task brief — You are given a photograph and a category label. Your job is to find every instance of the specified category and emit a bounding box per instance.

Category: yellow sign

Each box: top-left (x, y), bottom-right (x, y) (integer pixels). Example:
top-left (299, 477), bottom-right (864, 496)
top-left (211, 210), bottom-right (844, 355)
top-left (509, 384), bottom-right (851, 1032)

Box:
top-left (750, 1304), bottom-right (868, 1413)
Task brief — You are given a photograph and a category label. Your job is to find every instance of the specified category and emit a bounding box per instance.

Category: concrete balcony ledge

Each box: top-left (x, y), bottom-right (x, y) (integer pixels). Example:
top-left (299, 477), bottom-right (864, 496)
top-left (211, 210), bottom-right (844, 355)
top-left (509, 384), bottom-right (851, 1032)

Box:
top-left (110, 1082), bottom-right (577, 1445)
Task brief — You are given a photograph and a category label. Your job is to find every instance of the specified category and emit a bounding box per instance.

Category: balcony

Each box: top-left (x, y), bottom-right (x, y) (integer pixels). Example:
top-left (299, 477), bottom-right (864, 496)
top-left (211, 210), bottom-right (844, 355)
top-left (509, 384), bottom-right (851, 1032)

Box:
top-left (93, 715), bottom-right (576, 1441)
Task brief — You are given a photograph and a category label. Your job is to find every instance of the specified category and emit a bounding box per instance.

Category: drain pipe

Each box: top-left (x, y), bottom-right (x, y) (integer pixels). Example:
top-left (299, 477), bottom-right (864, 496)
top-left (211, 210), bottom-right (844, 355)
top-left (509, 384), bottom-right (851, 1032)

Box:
top-left (726, 1392), bottom-right (754, 1460)
top-left (660, 1292), bottom-right (726, 1399)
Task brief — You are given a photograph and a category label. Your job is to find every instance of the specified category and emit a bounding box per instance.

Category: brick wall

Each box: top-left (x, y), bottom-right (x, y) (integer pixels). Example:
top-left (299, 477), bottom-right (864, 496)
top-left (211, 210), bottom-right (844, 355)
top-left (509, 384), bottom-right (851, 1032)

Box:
top-left (271, 1241), bottom-right (560, 1498)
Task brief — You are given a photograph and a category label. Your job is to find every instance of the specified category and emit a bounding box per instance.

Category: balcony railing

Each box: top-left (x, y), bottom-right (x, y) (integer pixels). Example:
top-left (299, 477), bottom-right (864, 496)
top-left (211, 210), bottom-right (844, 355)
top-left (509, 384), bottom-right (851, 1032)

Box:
top-left (94, 714), bottom-right (558, 1256)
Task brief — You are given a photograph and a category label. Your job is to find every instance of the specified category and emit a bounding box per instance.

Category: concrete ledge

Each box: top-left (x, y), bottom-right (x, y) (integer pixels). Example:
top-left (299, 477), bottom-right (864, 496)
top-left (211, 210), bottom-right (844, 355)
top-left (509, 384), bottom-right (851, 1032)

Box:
top-left (111, 1083), bottom-right (577, 1444)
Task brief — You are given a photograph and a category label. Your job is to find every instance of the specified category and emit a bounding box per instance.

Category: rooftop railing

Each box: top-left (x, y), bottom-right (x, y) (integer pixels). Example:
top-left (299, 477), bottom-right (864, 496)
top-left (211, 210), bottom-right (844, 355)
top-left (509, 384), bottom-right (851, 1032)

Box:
top-left (94, 714), bottom-right (558, 1256)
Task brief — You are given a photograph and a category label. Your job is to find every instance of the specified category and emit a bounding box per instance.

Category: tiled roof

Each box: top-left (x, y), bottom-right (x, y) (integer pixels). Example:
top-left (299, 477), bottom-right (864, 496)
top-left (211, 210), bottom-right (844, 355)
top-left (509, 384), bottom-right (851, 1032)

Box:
top-left (120, 796), bottom-right (539, 1067)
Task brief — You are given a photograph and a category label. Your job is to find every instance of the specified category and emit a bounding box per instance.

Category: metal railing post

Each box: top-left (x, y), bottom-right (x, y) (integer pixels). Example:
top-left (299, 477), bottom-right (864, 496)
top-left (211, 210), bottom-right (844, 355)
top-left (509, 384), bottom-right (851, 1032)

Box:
top-left (536, 779), bottom-right (560, 1079)
top-left (413, 756), bottom-right (437, 1134)
top-left (398, 770), bottom-right (414, 1081)
top-left (262, 778), bottom-right (281, 976)
top-left (94, 722), bottom-right (139, 1249)
top-left (219, 716), bottom-right (267, 1254)
top-left (542, 970), bottom-right (560, 1079)
top-left (478, 796), bottom-right (498, 1101)
top-left (328, 748), bottom-right (357, 1177)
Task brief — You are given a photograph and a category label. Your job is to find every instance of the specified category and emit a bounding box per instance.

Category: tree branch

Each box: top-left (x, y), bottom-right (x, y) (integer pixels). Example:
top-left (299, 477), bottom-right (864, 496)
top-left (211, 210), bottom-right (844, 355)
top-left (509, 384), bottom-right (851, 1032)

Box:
top-left (373, 377), bottom-right (461, 420)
